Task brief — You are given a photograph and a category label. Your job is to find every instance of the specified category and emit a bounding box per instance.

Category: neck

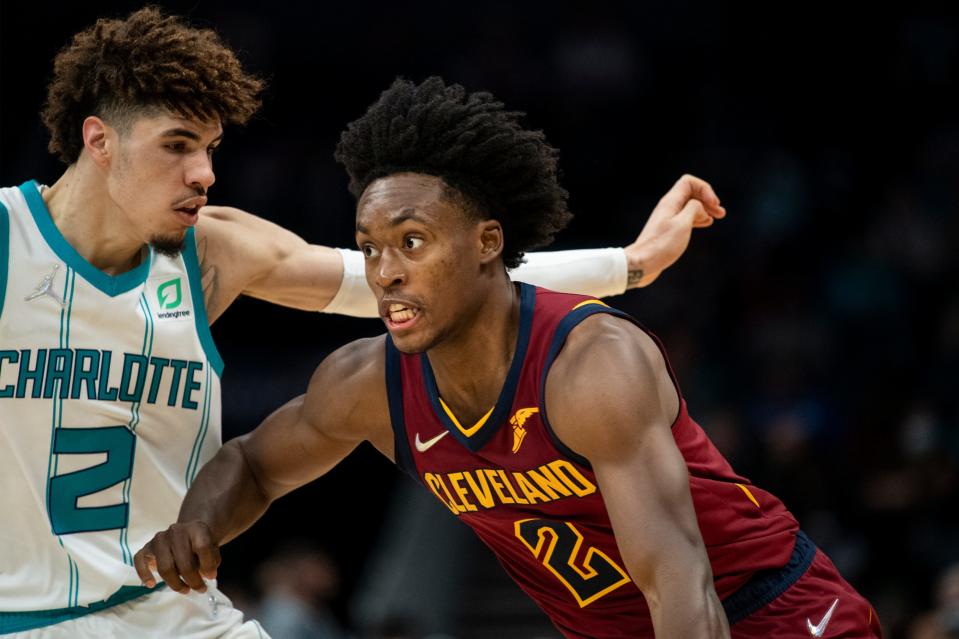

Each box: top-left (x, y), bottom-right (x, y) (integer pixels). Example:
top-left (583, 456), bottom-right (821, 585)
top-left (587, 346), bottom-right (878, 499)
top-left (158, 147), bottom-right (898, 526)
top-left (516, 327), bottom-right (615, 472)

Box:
top-left (42, 160), bottom-right (145, 275)
top-left (426, 273), bottom-right (521, 420)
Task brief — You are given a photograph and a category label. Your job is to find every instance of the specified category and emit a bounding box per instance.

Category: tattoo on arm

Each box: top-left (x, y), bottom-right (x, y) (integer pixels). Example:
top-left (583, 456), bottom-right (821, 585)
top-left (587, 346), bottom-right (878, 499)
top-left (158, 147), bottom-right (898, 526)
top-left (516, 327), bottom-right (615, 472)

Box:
top-left (197, 235), bottom-right (220, 311)
top-left (627, 268), bottom-right (645, 288)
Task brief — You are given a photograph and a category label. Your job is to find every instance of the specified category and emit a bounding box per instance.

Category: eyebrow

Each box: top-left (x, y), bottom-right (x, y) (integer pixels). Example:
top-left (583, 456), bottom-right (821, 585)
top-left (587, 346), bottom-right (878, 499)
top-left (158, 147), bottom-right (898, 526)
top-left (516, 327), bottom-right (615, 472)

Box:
top-left (160, 128), bottom-right (224, 144)
top-left (356, 208), bottom-right (427, 234)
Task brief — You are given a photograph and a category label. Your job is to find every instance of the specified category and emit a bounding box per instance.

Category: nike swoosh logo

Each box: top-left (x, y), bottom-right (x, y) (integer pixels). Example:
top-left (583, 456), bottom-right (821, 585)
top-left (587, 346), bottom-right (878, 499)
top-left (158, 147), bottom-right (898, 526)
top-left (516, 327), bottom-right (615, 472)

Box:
top-left (807, 598), bottom-right (839, 637)
top-left (414, 430), bottom-right (450, 453)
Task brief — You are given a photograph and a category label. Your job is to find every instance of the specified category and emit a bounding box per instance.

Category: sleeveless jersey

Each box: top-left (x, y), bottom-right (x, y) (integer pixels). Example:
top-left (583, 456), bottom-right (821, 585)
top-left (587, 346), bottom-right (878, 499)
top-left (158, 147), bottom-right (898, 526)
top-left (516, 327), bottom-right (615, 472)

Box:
top-left (387, 283), bottom-right (799, 639)
top-left (0, 181), bottom-right (222, 613)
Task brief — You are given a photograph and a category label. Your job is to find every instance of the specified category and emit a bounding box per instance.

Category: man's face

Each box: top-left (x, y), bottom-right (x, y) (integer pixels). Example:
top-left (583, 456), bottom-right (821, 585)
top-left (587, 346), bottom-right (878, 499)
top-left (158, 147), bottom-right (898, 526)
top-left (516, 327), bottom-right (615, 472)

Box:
top-left (105, 111), bottom-right (222, 256)
top-left (355, 173), bottom-right (490, 354)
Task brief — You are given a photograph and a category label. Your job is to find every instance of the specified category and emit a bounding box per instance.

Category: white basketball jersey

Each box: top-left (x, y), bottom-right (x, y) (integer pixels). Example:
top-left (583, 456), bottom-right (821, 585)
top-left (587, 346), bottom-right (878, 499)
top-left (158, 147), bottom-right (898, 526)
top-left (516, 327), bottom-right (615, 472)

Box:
top-left (0, 181), bottom-right (223, 614)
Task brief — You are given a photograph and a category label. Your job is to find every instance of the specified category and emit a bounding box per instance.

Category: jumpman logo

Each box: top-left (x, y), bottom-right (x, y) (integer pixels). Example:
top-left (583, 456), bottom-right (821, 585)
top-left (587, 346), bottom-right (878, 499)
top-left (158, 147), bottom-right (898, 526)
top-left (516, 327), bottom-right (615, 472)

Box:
top-left (24, 264), bottom-right (65, 306)
top-left (207, 591), bottom-right (227, 618)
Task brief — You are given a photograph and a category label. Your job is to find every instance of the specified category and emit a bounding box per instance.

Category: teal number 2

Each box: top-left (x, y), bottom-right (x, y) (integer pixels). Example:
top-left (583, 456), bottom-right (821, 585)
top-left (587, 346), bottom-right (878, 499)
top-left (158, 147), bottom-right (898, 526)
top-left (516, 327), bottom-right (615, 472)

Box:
top-left (48, 427), bottom-right (135, 535)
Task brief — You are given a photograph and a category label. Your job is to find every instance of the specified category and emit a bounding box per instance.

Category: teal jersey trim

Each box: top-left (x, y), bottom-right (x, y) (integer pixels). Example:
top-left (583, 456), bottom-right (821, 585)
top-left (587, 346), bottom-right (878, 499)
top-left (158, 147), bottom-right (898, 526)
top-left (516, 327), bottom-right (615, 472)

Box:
top-left (18, 181), bottom-right (152, 297)
top-left (185, 365), bottom-right (213, 487)
top-left (182, 227), bottom-right (224, 376)
top-left (0, 584), bottom-right (164, 634)
top-left (0, 200), bottom-right (8, 320)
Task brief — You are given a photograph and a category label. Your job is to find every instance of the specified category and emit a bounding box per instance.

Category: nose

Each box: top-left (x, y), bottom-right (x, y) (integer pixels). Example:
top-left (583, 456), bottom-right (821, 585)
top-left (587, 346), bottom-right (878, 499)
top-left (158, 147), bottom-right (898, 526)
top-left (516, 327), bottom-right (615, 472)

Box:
top-left (374, 247), bottom-right (407, 289)
top-left (185, 151), bottom-right (216, 191)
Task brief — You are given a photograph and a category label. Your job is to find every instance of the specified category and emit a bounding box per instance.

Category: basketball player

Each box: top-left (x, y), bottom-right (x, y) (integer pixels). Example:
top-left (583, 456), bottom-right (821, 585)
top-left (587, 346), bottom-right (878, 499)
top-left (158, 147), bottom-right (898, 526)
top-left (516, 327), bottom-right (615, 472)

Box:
top-left (135, 77), bottom-right (883, 638)
top-left (0, 9), bottom-right (724, 639)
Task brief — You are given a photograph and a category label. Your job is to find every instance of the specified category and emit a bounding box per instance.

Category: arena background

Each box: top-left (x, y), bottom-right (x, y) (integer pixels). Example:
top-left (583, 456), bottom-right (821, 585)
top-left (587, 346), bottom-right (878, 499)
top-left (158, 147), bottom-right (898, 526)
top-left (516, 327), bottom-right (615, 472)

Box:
top-left (2, 3), bottom-right (957, 638)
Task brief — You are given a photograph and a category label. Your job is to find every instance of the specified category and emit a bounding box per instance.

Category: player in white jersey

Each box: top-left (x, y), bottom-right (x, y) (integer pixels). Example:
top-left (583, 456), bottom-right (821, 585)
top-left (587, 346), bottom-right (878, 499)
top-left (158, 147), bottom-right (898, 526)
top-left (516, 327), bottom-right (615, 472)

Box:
top-left (0, 7), bottom-right (725, 638)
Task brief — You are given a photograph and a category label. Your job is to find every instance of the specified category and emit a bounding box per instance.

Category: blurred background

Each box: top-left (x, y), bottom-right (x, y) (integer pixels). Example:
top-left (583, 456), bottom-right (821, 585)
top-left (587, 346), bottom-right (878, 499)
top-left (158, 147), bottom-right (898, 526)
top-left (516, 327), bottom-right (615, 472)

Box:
top-left (2, 2), bottom-right (958, 637)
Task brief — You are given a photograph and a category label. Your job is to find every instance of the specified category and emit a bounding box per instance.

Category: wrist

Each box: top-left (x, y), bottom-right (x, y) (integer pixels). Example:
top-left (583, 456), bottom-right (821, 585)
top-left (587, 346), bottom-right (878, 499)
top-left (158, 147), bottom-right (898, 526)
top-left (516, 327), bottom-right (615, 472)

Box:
top-left (624, 242), bottom-right (658, 289)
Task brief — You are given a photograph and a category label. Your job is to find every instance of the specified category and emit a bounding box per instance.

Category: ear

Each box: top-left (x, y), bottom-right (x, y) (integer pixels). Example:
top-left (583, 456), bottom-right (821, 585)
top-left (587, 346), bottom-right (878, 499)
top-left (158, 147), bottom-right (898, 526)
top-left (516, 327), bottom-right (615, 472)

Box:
top-left (81, 116), bottom-right (112, 167)
top-left (477, 219), bottom-right (504, 265)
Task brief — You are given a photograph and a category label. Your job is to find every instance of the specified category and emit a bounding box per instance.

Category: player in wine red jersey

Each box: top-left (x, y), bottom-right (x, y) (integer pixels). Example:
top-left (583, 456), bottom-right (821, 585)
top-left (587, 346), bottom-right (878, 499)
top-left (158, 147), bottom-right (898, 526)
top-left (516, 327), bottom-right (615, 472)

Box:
top-left (136, 77), bottom-right (882, 638)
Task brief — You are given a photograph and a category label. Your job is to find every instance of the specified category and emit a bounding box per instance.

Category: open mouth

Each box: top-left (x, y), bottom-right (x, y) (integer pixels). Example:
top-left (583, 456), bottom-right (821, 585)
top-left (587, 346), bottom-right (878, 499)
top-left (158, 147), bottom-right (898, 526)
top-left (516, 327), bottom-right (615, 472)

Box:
top-left (385, 302), bottom-right (420, 329)
top-left (172, 206), bottom-right (200, 227)
top-left (176, 205), bottom-right (200, 215)
top-left (172, 195), bottom-right (207, 226)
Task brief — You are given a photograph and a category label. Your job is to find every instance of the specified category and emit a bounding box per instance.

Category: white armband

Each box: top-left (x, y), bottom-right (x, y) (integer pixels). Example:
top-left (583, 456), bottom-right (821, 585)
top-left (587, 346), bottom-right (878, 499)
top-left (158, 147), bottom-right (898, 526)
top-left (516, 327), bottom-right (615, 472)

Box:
top-left (320, 248), bottom-right (379, 318)
top-left (322, 246), bottom-right (627, 318)
top-left (510, 248), bottom-right (628, 298)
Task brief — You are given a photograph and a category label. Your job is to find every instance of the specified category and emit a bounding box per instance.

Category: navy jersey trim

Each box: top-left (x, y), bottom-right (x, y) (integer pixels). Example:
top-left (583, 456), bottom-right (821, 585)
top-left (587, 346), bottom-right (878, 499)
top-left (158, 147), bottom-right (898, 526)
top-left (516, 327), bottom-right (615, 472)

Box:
top-left (722, 530), bottom-right (816, 624)
top-left (0, 200), bottom-right (8, 321)
top-left (182, 227), bottom-right (224, 377)
top-left (537, 303), bottom-right (687, 469)
top-left (19, 181), bottom-right (152, 297)
top-left (537, 304), bottom-right (635, 468)
top-left (386, 335), bottom-right (418, 480)
top-left (420, 282), bottom-right (536, 452)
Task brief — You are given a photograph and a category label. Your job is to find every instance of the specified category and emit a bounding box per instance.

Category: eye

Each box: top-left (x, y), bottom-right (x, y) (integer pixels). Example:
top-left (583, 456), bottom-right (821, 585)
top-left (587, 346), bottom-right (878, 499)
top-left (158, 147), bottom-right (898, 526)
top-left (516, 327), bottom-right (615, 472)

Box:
top-left (165, 142), bottom-right (187, 153)
top-left (404, 236), bottom-right (424, 250)
top-left (362, 244), bottom-right (380, 258)
top-left (207, 145), bottom-right (219, 156)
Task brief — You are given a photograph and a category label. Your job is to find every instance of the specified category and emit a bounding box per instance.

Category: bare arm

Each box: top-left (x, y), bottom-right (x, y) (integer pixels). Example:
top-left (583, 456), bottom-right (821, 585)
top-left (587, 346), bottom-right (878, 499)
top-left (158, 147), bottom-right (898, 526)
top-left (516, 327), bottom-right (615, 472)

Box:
top-left (623, 173), bottom-right (725, 288)
top-left (194, 206), bottom-right (346, 323)
top-left (196, 174), bottom-right (724, 322)
top-left (546, 315), bottom-right (729, 638)
top-left (134, 336), bottom-right (392, 593)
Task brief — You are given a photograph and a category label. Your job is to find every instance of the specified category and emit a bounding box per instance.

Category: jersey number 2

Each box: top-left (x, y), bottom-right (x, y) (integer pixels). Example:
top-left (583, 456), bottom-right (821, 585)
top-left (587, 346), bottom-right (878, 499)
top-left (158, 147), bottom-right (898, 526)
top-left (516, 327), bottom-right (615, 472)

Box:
top-left (48, 427), bottom-right (135, 535)
top-left (515, 519), bottom-right (631, 607)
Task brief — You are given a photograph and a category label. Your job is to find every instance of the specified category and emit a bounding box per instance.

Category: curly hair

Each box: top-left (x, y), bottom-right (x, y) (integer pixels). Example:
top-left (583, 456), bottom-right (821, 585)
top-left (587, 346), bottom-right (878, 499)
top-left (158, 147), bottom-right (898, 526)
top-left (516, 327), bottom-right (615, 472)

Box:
top-left (334, 77), bottom-right (572, 269)
top-left (41, 6), bottom-right (264, 164)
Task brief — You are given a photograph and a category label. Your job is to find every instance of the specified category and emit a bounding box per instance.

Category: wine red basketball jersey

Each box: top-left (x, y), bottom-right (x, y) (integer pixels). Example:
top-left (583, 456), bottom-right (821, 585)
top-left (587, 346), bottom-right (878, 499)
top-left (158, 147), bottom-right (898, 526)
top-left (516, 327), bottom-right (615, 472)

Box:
top-left (387, 283), bottom-right (799, 638)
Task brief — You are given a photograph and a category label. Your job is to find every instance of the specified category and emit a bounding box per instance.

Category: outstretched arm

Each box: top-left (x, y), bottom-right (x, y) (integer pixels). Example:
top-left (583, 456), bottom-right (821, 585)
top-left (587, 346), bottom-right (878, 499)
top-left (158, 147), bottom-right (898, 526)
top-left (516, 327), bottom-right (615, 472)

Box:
top-left (133, 337), bottom-right (391, 593)
top-left (513, 173), bottom-right (725, 293)
top-left (546, 315), bottom-right (729, 639)
top-left (197, 174), bottom-right (724, 321)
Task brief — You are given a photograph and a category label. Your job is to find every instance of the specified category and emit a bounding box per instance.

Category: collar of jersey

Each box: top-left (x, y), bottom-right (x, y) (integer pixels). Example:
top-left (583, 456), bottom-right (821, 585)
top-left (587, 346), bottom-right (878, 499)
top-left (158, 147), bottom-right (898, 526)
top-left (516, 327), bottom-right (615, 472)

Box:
top-left (420, 282), bottom-right (536, 453)
top-left (20, 180), bottom-right (153, 297)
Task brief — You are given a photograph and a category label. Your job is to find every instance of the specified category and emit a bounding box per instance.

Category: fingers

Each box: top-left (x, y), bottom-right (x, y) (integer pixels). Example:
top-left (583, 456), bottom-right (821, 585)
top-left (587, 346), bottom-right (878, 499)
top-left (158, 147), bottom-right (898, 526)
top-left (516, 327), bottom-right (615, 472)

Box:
top-left (693, 216), bottom-right (715, 228)
top-left (133, 543), bottom-right (157, 588)
top-left (193, 526), bottom-right (221, 580)
top-left (674, 173), bottom-right (720, 207)
top-left (133, 524), bottom-right (219, 595)
top-left (661, 174), bottom-right (726, 220)
top-left (151, 533), bottom-right (192, 594)
top-left (170, 527), bottom-right (207, 592)
top-left (678, 198), bottom-right (708, 227)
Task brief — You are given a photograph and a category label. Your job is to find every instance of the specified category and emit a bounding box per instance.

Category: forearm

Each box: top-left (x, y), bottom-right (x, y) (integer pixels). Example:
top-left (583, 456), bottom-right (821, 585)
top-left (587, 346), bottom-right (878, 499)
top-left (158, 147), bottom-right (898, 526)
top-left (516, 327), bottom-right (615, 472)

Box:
top-left (322, 246), bottom-right (637, 318)
top-left (509, 248), bottom-right (628, 297)
top-left (177, 438), bottom-right (273, 545)
top-left (644, 572), bottom-right (729, 638)
top-left (319, 248), bottom-right (378, 317)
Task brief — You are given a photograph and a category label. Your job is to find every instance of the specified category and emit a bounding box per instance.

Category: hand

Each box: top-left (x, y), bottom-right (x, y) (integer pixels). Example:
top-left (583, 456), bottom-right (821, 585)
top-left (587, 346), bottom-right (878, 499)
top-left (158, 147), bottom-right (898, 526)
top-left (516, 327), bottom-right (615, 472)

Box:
top-left (624, 174), bottom-right (726, 288)
top-left (134, 522), bottom-right (221, 595)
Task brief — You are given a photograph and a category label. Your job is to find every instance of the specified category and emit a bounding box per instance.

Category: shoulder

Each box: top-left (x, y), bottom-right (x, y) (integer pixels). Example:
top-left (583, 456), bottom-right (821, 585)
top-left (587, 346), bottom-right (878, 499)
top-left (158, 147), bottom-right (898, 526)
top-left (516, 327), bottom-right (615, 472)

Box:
top-left (545, 313), bottom-right (680, 461)
top-left (309, 334), bottom-right (387, 391)
top-left (302, 335), bottom-right (390, 443)
top-left (193, 206), bottom-right (263, 250)
top-left (191, 206), bottom-right (255, 267)
top-left (196, 205), bottom-right (261, 226)
top-left (548, 312), bottom-right (667, 392)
